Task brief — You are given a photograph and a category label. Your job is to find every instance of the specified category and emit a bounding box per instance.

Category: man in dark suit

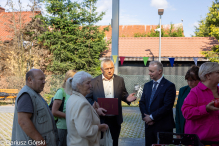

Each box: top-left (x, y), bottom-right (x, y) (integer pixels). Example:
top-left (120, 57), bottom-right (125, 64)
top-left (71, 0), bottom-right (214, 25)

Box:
top-left (139, 61), bottom-right (176, 146)
top-left (86, 59), bottom-right (136, 146)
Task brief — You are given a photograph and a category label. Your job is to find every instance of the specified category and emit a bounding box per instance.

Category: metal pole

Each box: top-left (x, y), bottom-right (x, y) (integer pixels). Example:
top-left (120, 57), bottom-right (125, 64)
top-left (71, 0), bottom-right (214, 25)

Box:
top-left (159, 15), bottom-right (161, 62)
top-left (111, 0), bottom-right (119, 75)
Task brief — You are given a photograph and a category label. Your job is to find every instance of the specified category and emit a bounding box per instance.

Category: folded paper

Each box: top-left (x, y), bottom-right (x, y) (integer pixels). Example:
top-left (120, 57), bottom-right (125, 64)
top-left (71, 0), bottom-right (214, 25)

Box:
top-left (193, 57), bottom-right (198, 66)
top-left (112, 55), bottom-right (118, 64)
top-left (120, 57), bottom-right (125, 65)
top-left (143, 57), bottom-right (149, 66)
top-left (168, 58), bottom-right (175, 67)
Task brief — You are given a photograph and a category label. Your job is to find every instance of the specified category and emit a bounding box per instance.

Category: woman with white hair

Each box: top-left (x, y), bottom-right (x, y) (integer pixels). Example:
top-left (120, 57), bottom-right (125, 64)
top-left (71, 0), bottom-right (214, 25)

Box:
top-left (65, 71), bottom-right (108, 146)
top-left (182, 62), bottom-right (219, 143)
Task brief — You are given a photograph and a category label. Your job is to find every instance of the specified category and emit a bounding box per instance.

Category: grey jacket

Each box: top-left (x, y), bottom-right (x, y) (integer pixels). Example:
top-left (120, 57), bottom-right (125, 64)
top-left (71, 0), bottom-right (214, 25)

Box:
top-left (11, 85), bottom-right (58, 146)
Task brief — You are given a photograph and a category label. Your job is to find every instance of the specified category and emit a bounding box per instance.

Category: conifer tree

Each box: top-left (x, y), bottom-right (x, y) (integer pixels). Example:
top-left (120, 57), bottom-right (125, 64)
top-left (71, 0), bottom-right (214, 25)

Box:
top-left (40, 0), bottom-right (110, 76)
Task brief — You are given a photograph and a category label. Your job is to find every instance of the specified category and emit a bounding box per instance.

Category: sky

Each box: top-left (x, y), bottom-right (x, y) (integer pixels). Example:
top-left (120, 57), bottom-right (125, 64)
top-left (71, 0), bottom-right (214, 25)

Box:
top-left (0, 0), bottom-right (214, 37)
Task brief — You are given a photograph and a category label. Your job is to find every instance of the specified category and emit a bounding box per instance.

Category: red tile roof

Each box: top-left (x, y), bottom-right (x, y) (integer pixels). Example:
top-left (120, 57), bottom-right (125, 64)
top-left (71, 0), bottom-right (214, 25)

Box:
top-left (100, 23), bottom-right (183, 38)
top-left (0, 8), bottom-right (40, 42)
top-left (101, 37), bottom-right (219, 61)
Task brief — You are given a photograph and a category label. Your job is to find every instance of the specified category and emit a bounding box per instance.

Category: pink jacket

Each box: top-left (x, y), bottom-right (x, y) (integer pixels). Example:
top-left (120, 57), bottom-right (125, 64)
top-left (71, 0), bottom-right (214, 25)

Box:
top-left (181, 82), bottom-right (219, 141)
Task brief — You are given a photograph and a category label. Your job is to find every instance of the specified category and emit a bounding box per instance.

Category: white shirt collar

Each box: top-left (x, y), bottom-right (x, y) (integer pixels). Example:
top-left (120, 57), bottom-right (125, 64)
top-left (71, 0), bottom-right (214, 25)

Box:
top-left (153, 75), bottom-right (163, 84)
top-left (102, 74), bottom-right (114, 81)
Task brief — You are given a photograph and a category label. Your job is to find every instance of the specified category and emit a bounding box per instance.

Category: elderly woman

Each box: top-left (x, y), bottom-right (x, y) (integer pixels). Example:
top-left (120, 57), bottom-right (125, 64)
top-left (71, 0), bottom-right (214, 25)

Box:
top-left (65, 71), bottom-right (108, 146)
top-left (182, 62), bottom-right (219, 142)
top-left (175, 66), bottom-right (200, 134)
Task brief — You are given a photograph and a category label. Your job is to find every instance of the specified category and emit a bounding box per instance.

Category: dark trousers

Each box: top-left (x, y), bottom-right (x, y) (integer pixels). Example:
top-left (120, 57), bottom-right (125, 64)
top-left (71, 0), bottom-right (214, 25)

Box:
top-left (145, 125), bottom-right (173, 146)
top-left (57, 129), bottom-right (67, 146)
top-left (103, 116), bottom-right (121, 146)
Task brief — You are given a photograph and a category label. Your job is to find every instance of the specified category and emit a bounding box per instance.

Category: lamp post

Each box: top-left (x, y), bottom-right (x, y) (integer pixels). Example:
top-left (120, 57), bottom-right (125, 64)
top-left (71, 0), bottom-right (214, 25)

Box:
top-left (158, 8), bottom-right (164, 62)
top-left (145, 49), bottom-right (154, 61)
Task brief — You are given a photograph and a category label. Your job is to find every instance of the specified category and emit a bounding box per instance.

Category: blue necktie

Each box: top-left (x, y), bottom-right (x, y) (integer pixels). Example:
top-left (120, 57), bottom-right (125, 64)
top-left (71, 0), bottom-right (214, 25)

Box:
top-left (148, 82), bottom-right (158, 113)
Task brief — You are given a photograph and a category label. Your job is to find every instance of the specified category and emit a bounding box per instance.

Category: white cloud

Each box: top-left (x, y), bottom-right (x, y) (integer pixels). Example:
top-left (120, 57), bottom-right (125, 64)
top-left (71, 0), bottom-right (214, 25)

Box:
top-left (0, 0), bottom-right (47, 17)
top-left (96, 0), bottom-right (111, 13)
top-left (188, 22), bottom-right (199, 28)
top-left (169, 5), bottom-right (176, 11)
top-left (0, 0), bottom-right (33, 11)
top-left (185, 22), bottom-right (200, 37)
top-left (120, 15), bottom-right (142, 25)
top-left (0, 0), bottom-right (47, 14)
top-left (95, 0), bottom-right (112, 25)
top-left (193, 22), bottom-right (199, 27)
top-left (150, 0), bottom-right (168, 9)
top-left (120, 9), bottom-right (142, 25)
top-left (0, 0), bottom-right (142, 26)
top-left (96, 1), bottom-right (142, 25)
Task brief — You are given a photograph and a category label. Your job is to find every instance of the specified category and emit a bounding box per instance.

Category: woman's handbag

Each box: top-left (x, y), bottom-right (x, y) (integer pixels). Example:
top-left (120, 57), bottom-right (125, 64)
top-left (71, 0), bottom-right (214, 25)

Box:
top-left (99, 129), bottom-right (113, 146)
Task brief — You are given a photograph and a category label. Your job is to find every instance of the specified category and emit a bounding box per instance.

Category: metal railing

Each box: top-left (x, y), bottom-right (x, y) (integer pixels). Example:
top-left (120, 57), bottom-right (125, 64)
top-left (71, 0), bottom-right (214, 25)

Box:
top-left (0, 74), bottom-right (187, 103)
top-left (120, 75), bottom-right (187, 94)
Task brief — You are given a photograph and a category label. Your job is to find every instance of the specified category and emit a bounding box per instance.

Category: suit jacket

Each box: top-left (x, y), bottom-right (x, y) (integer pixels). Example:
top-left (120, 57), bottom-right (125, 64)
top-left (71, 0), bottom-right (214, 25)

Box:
top-left (139, 77), bottom-right (176, 130)
top-left (175, 85), bottom-right (191, 133)
top-left (86, 74), bottom-right (130, 125)
top-left (66, 91), bottom-right (100, 146)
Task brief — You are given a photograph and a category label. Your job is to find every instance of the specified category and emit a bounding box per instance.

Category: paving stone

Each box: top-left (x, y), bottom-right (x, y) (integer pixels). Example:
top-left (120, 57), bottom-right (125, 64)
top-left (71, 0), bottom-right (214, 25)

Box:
top-left (0, 106), bottom-right (14, 113)
top-left (0, 107), bottom-right (176, 146)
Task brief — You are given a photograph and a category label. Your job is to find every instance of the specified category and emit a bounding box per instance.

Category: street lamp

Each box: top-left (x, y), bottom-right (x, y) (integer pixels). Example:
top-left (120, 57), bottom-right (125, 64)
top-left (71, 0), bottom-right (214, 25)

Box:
top-left (158, 8), bottom-right (164, 62)
top-left (145, 49), bottom-right (154, 61)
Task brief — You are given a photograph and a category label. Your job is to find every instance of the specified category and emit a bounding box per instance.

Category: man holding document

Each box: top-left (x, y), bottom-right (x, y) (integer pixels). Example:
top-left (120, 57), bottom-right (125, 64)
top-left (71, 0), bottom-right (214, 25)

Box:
top-left (86, 59), bottom-right (137, 146)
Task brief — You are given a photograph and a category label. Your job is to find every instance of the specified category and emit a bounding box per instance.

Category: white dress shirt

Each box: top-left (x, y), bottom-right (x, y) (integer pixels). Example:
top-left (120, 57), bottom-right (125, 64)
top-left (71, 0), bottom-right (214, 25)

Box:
top-left (102, 74), bottom-right (114, 98)
top-left (152, 76), bottom-right (163, 89)
top-left (150, 76), bottom-right (163, 120)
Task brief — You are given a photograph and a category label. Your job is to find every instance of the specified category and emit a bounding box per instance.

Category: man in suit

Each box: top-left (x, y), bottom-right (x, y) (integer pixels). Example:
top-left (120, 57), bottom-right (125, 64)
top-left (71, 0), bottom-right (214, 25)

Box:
top-left (86, 59), bottom-right (136, 146)
top-left (139, 61), bottom-right (176, 146)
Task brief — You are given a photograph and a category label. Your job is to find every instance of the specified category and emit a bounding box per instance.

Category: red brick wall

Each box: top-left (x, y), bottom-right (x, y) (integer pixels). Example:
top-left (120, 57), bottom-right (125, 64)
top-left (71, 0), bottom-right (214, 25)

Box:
top-left (99, 24), bottom-right (183, 38)
top-left (0, 7), bottom-right (5, 13)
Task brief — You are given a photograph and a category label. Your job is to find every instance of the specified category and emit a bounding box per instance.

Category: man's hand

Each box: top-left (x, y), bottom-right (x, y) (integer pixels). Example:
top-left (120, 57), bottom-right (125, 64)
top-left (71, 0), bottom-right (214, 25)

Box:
top-left (147, 121), bottom-right (154, 126)
top-left (176, 135), bottom-right (181, 139)
top-left (143, 114), bottom-right (153, 124)
top-left (127, 93), bottom-right (137, 102)
top-left (96, 108), bottom-right (107, 116)
top-left (206, 101), bottom-right (219, 112)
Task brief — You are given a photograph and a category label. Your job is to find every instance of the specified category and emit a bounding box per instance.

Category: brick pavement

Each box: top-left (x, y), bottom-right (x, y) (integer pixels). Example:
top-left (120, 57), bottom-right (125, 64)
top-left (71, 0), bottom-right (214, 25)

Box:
top-left (119, 107), bottom-right (145, 145)
top-left (0, 106), bottom-right (14, 113)
top-left (0, 106), bottom-right (176, 146)
top-left (119, 107), bottom-right (176, 146)
top-left (119, 138), bottom-right (145, 146)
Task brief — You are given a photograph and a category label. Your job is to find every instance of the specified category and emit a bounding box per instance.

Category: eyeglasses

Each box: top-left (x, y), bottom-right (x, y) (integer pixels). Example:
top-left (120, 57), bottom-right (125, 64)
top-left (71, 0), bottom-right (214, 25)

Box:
top-left (103, 67), bottom-right (114, 71)
top-left (187, 80), bottom-right (197, 82)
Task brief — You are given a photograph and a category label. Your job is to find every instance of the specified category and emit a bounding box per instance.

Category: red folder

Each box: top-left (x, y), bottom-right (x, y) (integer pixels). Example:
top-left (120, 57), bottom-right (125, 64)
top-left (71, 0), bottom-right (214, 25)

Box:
top-left (98, 98), bottom-right (118, 115)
